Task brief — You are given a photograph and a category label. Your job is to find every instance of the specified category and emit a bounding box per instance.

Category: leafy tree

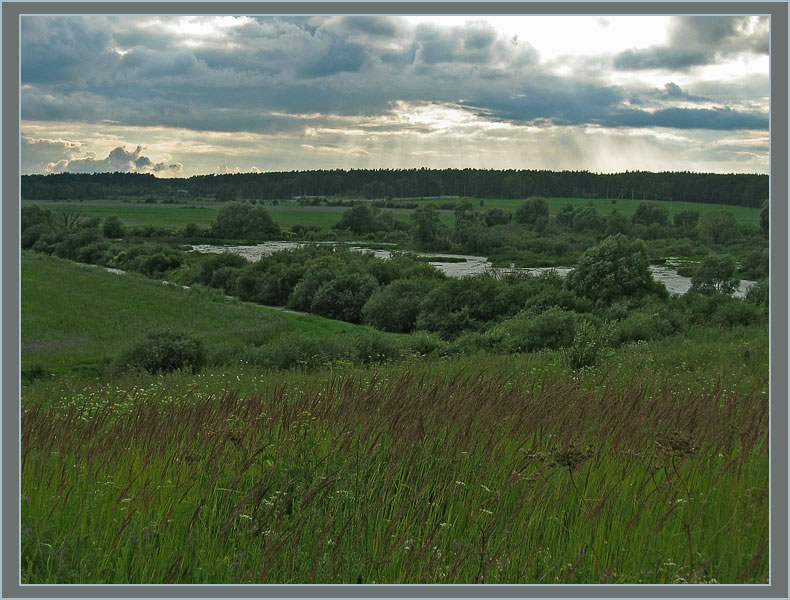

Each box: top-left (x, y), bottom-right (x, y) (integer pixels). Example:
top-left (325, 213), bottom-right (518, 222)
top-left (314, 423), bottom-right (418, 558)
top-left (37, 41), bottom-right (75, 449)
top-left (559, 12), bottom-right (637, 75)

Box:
top-left (454, 200), bottom-right (479, 231)
top-left (411, 205), bottom-right (443, 250)
top-left (691, 253), bottom-right (740, 295)
top-left (556, 204), bottom-right (577, 229)
top-left (567, 234), bottom-right (663, 305)
top-left (211, 203), bottom-right (280, 240)
top-left (514, 197), bottom-right (549, 226)
top-left (333, 204), bottom-right (378, 235)
top-left (698, 210), bottom-right (737, 245)
top-left (673, 210), bottom-right (700, 229)
top-left (631, 201), bottom-right (669, 226)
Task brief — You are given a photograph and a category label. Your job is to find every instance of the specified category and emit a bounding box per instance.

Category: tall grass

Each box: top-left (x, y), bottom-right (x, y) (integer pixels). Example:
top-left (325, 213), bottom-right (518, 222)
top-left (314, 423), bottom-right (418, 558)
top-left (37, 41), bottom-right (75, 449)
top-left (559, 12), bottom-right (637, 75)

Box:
top-left (22, 366), bottom-right (768, 584)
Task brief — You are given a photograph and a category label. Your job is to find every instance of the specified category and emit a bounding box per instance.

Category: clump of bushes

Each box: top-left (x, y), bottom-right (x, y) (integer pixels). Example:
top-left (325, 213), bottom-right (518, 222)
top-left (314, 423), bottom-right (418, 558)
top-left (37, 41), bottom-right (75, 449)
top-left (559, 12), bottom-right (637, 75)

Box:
top-left (115, 330), bottom-right (206, 374)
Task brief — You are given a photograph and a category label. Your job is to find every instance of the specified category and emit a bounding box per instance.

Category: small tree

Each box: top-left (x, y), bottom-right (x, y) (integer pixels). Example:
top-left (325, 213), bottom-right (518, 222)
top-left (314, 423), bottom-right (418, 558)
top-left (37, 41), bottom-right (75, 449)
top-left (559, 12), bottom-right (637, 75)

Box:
top-left (698, 210), bottom-right (737, 245)
top-left (691, 253), bottom-right (740, 295)
top-left (411, 205), bottom-right (443, 250)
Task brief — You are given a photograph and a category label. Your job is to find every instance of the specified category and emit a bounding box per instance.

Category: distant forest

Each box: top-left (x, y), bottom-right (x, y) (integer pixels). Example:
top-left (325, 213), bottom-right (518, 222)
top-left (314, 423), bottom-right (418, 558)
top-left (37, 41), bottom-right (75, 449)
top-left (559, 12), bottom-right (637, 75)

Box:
top-left (21, 168), bottom-right (769, 207)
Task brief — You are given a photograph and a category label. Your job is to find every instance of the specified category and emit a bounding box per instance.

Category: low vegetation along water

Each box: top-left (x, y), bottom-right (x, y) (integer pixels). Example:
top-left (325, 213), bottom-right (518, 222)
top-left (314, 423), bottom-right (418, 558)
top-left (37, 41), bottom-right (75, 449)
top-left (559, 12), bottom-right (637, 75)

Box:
top-left (191, 242), bottom-right (756, 297)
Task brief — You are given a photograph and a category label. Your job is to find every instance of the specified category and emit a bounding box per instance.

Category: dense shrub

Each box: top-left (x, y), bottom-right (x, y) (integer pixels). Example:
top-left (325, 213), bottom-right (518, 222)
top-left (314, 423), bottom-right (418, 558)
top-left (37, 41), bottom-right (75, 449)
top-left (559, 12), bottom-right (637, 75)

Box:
top-left (196, 252), bottom-right (248, 287)
top-left (711, 299), bottom-right (764, 327)
top-left (332, 204), bottom-right (378, 234)
top-left (115, 330), bottom-right (206, 374)
top-left (211, 203), bottom-right (280, 239)
top-left (416, 276), bottom-right (533, 339)
top-left (745, 279), bottom-right (769, 308)
top-left (401, 331), bottom-right (451, 357)
top-left (632, 201), bottom-right (669, 226)
top-left (102, 216), bottom-right (126, 238)
top-left (494, 307), bottom-right (576, 353)
top-left (611, 304), bottom-right (686, 346)
top-left (514, 197), bottom-right (548, 226)
top-left (363, 278), bottom-right (439, 333)
top-left (565, 318), bottom-right (609, 370)
top-left (349, 330), bottom-right (403, 364)
top-left (674, 210), bottom-right (700, 229)
top-left (310, 271), bottom-right (379, 323)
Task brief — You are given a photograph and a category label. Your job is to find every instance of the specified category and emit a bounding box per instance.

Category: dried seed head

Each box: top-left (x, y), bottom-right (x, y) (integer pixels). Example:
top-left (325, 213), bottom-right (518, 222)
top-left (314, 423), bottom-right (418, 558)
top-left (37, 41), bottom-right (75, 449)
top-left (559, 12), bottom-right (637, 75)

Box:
top-left (656, 430), bottom-right (697, 457)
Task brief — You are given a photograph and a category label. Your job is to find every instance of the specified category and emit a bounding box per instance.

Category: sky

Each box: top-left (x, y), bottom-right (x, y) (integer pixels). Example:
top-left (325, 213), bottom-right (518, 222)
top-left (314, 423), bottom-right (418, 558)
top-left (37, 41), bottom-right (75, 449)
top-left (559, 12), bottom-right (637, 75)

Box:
top-left (20, 14), bottom-right (770, 178)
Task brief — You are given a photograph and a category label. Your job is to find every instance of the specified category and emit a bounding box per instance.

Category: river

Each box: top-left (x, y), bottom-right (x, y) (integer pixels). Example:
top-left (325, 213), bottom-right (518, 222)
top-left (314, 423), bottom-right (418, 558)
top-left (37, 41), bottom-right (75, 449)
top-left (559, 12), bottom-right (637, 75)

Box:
top-left (190, 242), bottom-right (756, 298)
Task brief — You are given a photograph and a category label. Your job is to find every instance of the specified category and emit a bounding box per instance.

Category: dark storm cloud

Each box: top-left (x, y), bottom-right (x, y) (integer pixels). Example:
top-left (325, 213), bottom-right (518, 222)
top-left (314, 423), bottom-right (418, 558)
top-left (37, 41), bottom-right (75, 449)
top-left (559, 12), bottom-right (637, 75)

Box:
top-left (613, 16), bottom-right (768, 71)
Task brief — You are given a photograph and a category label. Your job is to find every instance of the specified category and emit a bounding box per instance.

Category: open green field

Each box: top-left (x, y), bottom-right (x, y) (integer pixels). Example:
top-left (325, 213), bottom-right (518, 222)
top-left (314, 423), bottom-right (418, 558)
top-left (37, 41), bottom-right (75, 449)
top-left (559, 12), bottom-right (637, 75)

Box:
top-left (21, 251), bottom-right (389, 374)
top-left (21, 195), bottom-right (761, 231)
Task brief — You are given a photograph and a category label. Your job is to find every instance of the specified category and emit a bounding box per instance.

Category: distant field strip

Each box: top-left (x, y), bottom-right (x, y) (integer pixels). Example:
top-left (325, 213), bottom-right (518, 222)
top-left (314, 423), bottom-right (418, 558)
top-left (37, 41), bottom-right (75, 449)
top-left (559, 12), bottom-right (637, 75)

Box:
top-left (22, 196), bottom-right (761, 228)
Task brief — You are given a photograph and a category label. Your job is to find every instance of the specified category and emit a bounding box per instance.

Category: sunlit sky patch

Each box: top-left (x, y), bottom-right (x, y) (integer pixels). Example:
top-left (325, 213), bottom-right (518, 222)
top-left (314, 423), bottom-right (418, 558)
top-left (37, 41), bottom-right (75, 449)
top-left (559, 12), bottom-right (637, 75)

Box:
top-left (20, 14), bottom-right (769, 177)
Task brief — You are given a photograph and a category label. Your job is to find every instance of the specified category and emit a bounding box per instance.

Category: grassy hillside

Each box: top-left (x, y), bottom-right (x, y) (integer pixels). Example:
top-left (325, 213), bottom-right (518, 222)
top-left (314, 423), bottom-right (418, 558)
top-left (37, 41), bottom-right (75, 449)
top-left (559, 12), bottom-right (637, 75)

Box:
top-left (21, 252), bottom-right (389, 374)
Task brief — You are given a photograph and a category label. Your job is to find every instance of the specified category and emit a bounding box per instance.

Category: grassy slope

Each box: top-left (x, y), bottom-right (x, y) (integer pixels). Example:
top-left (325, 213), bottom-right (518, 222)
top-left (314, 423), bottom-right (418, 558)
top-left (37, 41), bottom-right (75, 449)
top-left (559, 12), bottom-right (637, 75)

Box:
top-left (21, 251), bottom-right (375, 373)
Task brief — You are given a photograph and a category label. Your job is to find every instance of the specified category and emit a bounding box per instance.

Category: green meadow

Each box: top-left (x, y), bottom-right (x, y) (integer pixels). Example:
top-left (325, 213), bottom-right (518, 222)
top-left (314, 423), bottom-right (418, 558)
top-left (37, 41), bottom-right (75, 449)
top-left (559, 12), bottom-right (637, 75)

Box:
top-left (21, 252), bottom-right (392, 375)
top-left (20, 250), bottom-right (768, 584)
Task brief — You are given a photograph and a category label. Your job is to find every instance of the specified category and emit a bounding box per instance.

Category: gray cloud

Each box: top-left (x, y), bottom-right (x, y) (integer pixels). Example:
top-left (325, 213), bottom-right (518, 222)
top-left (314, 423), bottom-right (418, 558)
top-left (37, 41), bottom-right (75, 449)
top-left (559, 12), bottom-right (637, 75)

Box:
top-left (613, 16), bottom-right (768, 71)
top-left (614, 47), bottom-right (712, 71)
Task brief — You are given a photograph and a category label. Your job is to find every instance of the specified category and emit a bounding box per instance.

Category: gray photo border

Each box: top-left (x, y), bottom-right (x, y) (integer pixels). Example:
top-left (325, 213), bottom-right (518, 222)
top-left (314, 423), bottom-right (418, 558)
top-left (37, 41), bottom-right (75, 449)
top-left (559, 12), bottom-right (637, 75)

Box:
top-left (3, 2), bottom-right (787, 599)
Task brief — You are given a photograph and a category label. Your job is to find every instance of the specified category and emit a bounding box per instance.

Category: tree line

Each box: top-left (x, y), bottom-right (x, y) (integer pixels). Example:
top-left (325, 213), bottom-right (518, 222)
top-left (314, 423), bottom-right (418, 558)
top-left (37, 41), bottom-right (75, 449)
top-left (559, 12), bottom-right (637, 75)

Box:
top-left (21, 168), bottom-right (768, 207)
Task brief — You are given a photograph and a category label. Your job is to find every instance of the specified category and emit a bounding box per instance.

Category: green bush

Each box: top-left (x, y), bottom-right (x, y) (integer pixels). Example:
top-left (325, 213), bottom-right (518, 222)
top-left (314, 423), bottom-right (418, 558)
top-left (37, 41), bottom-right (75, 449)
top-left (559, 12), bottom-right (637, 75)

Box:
top-left (348, 330), bottom-right (403, 364)
top-left (115, 330), bottom-right (206, 374)
top-left (565, 318), bottom-right (609, 370)
top-left (311, 271), bottom-right (379, 323)
top-left (401, 331), bottom-right (451, 357)
top-left (711, 299), bottom-right (764, 327)
top-left (211, 203), bottom-right (280, 240)
top-left (745, 279), bottom-right (769, 308)
top-left (611, 305), bottom-right (685, 346)
top-left (362, 279), bottom-right (437, 333)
